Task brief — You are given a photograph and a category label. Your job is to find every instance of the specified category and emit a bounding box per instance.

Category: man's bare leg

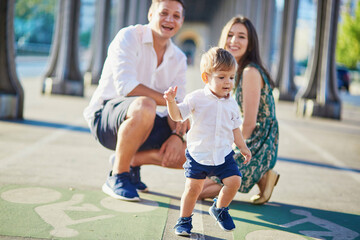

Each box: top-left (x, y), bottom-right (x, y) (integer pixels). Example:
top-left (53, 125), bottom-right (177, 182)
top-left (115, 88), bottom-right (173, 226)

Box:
top-left (112, 97), bottom-right (156, 174)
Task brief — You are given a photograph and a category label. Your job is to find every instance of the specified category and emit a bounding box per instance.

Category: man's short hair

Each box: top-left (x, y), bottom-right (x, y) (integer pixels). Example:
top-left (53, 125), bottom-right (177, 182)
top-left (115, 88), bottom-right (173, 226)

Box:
top-left (149, 0), bottom-right (186, 16)
top-left (200, 47), bottom-right (238, 75)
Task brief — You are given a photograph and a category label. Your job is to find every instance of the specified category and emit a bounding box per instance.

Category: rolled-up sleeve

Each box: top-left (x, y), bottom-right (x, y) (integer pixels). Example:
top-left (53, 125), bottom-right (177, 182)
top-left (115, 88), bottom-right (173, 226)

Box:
top-left (231, 101), bottom-right (242, 129)
top-left (109, 29), bottom-right (140, 96)
top-left (178, 94), bottom-right (192, 120)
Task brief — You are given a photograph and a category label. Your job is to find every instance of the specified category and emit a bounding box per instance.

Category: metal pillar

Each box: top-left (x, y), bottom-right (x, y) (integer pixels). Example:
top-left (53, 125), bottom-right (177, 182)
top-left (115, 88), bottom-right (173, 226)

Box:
top-left (275, 0), bottom-right (299, 101)
top-left (0, 0), bottom-right (24, 119)
top-left (260, 0), bottom-right (276, 68)
top-left (137, 0), bottom-right (150, 24)
top-left (42, 0), bottom-right (83, 96)
top-left (84, 0), bottom-right (111, 85)
top-left (127, 0), bottom-right (138, 26)
top-left (296, 0), bottom-right (341, 119)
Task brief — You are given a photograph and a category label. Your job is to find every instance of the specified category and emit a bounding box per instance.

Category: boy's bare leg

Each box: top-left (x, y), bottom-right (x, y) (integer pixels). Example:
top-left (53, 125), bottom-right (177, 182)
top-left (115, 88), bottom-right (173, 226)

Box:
top-left (112, 97), bottom-right (156, 174)
top-left (180, 178), bottom-right (204, 217)
top-left (216, 176), bottom-right (241, 208)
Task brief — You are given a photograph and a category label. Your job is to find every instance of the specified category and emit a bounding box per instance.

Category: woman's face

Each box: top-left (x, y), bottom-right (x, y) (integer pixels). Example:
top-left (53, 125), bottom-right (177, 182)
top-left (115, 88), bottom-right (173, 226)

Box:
top-left (225, 23), bottom-right (248, 62)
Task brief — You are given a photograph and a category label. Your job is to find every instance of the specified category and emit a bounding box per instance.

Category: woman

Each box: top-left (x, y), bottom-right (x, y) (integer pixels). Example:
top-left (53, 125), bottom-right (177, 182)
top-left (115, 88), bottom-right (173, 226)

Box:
top-left (199, 16), bottom-right (280, 205)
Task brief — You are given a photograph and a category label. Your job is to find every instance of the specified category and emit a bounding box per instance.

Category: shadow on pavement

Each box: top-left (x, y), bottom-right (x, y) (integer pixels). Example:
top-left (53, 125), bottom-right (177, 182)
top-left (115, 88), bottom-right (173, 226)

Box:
top-left (1, 119), bottom-right (90, 133)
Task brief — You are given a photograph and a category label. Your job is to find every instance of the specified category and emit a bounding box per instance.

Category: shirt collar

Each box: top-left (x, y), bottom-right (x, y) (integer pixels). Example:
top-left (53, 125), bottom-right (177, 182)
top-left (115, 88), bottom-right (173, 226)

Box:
top-left (143, 24), bottom-right (174, 57)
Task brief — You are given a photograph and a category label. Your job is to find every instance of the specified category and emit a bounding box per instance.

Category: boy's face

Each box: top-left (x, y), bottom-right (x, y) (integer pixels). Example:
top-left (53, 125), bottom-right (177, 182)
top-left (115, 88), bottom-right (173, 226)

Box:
top-left (148, 1), bottom-right (184, 40)
top-left (205, 68), bottom-right (236, 98)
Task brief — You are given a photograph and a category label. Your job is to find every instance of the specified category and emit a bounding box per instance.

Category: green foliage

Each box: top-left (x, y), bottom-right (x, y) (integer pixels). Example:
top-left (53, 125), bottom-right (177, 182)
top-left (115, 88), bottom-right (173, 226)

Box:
top-left (80, 31), bottom-right (91, 47)
top-left (15, 0), bottom-right (57, 20)
top-left (14, 0), bottom-right (57, 49)
top-left (336, 0), bottom-right (360, 69)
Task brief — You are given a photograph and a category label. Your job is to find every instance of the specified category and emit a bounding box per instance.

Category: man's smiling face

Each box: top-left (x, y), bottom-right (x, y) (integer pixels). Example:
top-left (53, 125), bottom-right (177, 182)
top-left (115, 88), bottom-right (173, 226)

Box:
top-left (148, 0), bottom-right (184, 40)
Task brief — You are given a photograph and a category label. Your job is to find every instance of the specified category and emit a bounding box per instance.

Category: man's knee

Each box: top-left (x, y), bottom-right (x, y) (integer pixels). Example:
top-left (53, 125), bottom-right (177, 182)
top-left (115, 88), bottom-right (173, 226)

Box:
top-left (127, 97), bottom-right (156, 123)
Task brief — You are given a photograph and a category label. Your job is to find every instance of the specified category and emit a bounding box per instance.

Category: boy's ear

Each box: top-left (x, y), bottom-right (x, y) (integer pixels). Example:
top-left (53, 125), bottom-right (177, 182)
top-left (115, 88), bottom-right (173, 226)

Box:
top-left (201, 72), bottom-right (208, 84)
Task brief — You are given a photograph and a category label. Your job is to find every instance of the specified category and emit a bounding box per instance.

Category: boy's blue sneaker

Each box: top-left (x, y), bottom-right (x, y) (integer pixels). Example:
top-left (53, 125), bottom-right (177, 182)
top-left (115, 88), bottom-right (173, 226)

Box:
top-left (209, 199), bottom-right (235, 231)
top-left (174, 216), bottom-right (193, 236)
top-left (102, 171), bottom-right (140, 201)
top-left (108, 154), bottom-right (148, 192)
top-left (130, 166), bottom-right (148, 192)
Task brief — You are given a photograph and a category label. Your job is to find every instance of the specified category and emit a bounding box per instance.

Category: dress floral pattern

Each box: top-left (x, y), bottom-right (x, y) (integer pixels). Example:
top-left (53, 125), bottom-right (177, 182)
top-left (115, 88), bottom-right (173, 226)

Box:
top-left (234, 63), bottom-right (279, 193)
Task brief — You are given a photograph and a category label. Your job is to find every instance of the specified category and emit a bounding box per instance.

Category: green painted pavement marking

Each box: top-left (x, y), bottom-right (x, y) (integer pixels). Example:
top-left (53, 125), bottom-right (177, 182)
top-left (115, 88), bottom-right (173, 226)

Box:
top-left (0, 185), bottom-right (170, 239)
top-left (230, 201), bottom-right (360, 240)
top-left (1, 185), bottom-right (360, 239)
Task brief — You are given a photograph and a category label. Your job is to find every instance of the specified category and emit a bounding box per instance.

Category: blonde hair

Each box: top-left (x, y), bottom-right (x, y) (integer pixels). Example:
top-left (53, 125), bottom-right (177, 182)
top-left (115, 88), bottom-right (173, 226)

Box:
top-left (200, 47), bottom-right (238, 75)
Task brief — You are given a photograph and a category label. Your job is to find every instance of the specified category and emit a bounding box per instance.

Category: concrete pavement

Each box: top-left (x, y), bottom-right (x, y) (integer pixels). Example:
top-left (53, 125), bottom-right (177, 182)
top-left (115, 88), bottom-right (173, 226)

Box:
top-left (0, 75), bottom-right (359, 239)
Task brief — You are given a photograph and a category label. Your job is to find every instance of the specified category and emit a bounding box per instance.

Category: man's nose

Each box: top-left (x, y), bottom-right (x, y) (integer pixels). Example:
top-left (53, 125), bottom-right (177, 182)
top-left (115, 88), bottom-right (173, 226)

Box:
top-left (165, 15), bottom-right (173, 22)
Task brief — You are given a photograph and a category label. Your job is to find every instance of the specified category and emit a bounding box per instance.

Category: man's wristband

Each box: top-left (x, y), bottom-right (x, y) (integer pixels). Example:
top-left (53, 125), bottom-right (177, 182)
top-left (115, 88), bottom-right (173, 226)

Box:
top-left (171, 132), bottom-right (185, 143)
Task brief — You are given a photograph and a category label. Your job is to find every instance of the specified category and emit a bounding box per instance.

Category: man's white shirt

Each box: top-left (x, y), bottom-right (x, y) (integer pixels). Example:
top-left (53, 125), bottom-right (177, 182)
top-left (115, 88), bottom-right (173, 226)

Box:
top-left (83, 24), bottom-right (187, 126)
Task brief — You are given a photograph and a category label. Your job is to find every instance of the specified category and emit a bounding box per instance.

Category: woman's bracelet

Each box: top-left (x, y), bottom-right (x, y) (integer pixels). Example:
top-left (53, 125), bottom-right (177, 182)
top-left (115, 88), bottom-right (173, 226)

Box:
top-left (171, 132), bottom-right (185, 143)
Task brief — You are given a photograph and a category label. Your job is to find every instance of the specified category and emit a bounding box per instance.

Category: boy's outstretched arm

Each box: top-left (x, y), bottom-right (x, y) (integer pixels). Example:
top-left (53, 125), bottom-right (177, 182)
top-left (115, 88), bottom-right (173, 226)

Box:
top-left (233, 128), bottom-right (252, 163)
top-left (164, 86), bottom-right (183, 121)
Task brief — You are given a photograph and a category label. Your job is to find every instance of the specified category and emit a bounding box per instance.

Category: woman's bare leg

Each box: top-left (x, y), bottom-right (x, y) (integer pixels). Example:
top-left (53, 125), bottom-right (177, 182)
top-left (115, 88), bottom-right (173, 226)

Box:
top-left (198, 178), bottom-right (222, 200)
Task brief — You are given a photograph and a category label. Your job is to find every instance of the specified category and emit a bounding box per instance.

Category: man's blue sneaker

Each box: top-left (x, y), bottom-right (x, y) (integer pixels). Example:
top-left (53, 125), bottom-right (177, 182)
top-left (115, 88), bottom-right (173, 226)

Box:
top-left (209, 199), bottom-right (235, 231)
top-left (174, 216), bottom-right (193, 236)
top-left (102, 171), bottom-right (140, 201)
top-left (130, 166), bottom-right (148, 192)
top-left (108, 154), bottom-right (148, 192)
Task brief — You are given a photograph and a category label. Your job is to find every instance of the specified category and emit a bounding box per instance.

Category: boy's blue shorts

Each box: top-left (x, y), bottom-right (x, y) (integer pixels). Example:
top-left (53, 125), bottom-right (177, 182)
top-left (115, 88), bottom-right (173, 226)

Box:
top-left (183, 150), bottom-right (241, 181)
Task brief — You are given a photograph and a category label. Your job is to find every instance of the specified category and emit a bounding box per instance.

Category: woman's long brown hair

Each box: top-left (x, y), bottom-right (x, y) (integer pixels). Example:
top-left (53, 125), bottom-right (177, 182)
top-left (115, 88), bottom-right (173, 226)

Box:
top-left (218, 16), bottom-right (275, 88)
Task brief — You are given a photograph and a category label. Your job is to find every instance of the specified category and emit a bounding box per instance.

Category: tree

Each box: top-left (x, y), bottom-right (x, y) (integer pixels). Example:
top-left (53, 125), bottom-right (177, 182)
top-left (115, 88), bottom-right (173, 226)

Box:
top-left (14, 0), bottom-right (56, 45)
top-left (336, 0), bottom-right (360, 69)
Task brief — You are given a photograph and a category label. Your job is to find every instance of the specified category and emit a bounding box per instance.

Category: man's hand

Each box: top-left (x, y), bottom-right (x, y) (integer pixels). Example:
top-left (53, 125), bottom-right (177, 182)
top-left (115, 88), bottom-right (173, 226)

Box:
top-left (175, 119), bottom-right (190, 136)
top-left (159, 134), bottom-right (184, 168)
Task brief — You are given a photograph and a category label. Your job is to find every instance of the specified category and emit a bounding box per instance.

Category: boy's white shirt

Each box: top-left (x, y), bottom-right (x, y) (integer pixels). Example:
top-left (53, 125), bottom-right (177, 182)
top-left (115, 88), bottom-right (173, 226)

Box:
top-left (83, 24), bottom-right (187, 126)
top-left (177, 85), bottom-right (242, 166)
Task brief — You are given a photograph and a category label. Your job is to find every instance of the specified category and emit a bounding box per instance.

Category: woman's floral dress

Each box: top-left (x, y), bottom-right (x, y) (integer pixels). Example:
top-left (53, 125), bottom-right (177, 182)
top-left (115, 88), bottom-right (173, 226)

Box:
top-left (231, 63), bottom-right (279, 193)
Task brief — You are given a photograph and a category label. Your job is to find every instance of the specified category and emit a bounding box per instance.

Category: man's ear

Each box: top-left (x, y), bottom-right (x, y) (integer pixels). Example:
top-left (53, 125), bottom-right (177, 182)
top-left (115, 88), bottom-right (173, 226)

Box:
top-left (201, 72), bottom-right (208, 84)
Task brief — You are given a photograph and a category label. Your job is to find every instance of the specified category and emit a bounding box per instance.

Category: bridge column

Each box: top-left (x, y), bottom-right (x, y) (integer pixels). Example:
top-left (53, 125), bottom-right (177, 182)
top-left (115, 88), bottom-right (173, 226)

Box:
top-left (0, 0), bottom-right (24, 119)
top-left (232, 0), bottom-right (275, 68)
top-left (42, 0), bottom-right (83, 96)
top-left (84, 0), bottom-right (111, 85)
top-left (259, 0), bottom-right (276, 68)
top-left (296, 0), bottom-right (341, 119)
top-left (275, 0), bottom-right (299, 101)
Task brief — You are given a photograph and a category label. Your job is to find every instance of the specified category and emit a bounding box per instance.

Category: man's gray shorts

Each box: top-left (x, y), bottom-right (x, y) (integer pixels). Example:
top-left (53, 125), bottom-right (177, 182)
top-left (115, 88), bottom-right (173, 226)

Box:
top-left (90, 96), bottom-right (172, 151)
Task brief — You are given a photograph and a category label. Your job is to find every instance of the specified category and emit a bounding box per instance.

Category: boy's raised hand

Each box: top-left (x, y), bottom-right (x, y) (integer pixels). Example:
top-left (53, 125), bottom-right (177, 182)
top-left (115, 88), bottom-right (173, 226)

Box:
top-left (164, 86), bottom-right (178, 103)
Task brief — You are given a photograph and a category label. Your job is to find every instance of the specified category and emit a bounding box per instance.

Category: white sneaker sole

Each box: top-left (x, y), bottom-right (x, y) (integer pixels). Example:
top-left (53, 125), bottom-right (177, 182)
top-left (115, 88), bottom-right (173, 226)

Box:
top-left (175, 230), bottom-right (191, 236)
top-left (102, 183), bottom-right (140, 202)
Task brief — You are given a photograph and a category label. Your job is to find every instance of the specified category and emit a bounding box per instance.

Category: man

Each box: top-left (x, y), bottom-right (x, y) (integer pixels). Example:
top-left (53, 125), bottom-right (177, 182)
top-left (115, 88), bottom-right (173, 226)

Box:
top-left (84, 0), bottom-right (188, 201)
